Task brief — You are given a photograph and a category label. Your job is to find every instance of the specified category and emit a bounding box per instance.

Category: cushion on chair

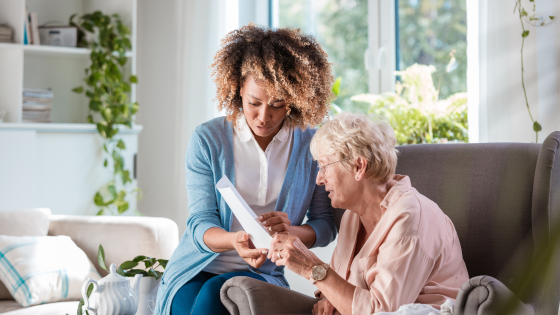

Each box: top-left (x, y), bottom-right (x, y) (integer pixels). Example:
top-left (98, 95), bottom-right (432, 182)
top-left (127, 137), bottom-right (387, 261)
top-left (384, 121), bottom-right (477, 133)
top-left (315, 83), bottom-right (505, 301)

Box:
top-left (0, 208), bottom-right (52, 300)
top-left (0, 235), bottom-right (100, 307)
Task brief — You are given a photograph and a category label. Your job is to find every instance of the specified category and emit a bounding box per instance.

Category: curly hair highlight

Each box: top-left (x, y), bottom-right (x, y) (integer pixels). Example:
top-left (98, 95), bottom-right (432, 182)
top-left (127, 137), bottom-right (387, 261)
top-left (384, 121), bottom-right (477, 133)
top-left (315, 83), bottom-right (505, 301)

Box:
top-left (211, 24), bottom-right (334, 128)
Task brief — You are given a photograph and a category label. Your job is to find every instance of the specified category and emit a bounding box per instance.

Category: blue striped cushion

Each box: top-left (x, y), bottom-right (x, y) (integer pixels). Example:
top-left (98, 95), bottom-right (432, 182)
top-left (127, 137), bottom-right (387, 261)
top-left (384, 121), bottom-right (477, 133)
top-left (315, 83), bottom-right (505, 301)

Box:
top-left (0, 235), bottom-right (101, 307)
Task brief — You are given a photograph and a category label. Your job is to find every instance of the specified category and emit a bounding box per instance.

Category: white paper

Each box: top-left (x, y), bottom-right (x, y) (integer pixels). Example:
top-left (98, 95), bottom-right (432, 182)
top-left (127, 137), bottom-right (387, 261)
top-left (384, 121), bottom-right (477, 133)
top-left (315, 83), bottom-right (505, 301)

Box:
top-left (216, 175), bottom-right (272, 250)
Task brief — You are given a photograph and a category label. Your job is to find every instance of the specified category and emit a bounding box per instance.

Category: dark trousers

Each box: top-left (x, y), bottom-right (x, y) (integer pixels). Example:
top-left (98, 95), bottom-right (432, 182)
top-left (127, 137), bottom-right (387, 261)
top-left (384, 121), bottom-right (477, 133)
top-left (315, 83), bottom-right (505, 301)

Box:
top-left (170, 271), bottom-right (265, 315)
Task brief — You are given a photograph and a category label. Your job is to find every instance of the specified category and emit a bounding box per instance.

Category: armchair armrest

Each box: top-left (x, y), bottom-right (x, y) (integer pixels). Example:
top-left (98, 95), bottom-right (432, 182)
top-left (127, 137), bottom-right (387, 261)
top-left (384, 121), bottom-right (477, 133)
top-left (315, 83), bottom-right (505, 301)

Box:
top-left (220, 277), bottom-right (317, 315)
top-left (48, 215), bottom-right (179, 275)
top-left (455, 276), bottom-right (534, 315)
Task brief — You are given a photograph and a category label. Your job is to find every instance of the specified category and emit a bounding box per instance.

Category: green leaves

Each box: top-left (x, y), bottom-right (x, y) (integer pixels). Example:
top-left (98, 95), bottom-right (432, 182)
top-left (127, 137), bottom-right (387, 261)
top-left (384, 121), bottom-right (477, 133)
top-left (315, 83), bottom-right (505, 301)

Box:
top-left (76, 283), bottom-right (94, 315)
top-left (73, 12), bottom-right (139, 216)
top-left (119, 260), bottom-right (139, 269)
top-left (533, 121), bottom-right (542, 132)
top-left (98, 245), bottom-right (108, 271)
top-left (332, 77), bottom-right (341, 98)
top-left (115, 254), bottom-right (168, 280)
top-left (522, 30), bottom-right (530, 37)
top-left (116, 140), bottom-right (126, 149)
top-left (157, 259), bottom-right (168, 269)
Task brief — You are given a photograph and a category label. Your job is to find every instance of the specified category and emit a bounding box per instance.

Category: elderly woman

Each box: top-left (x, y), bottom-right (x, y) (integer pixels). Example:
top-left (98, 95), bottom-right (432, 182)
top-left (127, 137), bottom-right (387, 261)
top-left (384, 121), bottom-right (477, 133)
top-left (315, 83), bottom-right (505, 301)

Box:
top-left (270, 113), bottom-right (469, 315)
top-left (154, 25), bottom-right (337, 315)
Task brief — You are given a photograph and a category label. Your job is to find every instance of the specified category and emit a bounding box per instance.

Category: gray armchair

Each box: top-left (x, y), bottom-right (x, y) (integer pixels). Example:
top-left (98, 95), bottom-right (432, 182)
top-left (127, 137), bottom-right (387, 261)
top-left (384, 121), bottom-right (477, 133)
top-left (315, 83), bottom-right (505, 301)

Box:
top-left (220, 131), bottom-right (560, 315)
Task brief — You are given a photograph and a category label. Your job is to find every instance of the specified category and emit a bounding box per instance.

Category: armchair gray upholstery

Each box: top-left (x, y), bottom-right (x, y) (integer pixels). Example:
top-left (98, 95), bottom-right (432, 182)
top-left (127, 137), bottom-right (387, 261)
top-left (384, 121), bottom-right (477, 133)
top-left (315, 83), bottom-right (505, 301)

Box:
top-left (220, 131), bottom-right (560, 315)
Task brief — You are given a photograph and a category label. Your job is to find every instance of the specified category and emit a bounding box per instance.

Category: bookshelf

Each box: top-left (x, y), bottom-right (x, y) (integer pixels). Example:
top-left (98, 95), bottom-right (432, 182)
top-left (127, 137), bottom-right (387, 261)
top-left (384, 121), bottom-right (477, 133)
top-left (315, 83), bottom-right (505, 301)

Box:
top-left (0, 0), bottom-right (137, 125)
top-left (0, 0), bottom-right (141, 216)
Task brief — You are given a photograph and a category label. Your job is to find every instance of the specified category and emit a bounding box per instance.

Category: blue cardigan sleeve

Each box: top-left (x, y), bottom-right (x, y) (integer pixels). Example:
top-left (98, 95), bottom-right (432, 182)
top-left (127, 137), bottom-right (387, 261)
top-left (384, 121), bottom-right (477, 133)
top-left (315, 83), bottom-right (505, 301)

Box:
top-left (305, 170), bottom-right (337, 248)
top-left (184, 130), bottom-right (222, 254)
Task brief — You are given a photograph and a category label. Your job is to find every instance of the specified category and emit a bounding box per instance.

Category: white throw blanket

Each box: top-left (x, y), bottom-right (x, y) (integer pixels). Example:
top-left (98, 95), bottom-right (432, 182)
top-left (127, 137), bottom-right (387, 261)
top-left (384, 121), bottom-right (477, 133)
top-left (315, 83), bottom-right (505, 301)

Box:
top-left (375, 299), bottom-right (455, 315)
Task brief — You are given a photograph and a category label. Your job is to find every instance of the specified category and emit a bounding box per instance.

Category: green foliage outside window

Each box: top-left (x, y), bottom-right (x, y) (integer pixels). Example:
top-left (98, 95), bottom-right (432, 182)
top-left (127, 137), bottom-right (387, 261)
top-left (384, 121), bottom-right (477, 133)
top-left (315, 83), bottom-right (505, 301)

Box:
top-left (351, 63), bottom-right (467, 145)
top-left (398, 0), bottom-right (467, 100)
top-left (278, 0), bottom-right (369, 113)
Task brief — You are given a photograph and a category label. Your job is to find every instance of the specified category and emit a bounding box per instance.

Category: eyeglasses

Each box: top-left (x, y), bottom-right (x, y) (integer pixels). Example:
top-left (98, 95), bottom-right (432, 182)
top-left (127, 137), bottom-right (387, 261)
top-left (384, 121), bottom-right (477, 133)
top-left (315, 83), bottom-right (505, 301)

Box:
top-left (317, 159), bottom-right (348, 178)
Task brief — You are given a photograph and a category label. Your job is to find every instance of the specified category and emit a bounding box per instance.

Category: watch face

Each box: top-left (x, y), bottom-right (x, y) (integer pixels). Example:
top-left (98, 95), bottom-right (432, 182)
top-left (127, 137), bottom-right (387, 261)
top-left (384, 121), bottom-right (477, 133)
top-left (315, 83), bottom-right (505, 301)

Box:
top-left (312, 265), bottom-right (327, 280)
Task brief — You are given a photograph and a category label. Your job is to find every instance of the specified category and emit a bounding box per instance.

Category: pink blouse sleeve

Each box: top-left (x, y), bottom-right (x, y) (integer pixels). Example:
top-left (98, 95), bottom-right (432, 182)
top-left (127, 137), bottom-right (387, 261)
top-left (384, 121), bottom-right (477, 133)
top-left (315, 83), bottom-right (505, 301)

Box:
top-left (352, 236), bottom-right (436, 314)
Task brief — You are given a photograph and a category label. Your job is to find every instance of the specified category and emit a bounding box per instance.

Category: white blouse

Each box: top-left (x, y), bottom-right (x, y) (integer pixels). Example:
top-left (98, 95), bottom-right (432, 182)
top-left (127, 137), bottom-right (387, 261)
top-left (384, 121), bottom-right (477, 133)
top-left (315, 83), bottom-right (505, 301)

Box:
top-left (203, 114), bottom-right (293, 274)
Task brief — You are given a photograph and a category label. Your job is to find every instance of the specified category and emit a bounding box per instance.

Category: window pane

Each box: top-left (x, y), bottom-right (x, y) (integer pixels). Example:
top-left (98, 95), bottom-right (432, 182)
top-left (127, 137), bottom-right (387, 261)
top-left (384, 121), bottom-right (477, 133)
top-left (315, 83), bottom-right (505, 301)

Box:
top-left (397, 0), bottom-right (467, 99)
top-left (278, 0), bottom-right (369, 113)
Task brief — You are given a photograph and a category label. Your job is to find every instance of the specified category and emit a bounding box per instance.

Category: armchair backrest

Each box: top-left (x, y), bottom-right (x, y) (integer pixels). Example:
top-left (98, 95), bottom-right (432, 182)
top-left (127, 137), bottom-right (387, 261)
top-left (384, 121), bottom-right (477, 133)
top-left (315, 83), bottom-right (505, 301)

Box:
top-left (395, 141), bottom-right (540, 281)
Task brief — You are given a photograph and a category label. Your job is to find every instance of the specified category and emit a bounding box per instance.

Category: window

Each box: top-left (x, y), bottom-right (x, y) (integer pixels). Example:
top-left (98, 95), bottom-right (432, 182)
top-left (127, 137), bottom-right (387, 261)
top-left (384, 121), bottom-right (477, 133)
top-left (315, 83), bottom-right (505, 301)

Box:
top-left (275, 0), bottom-right (369, 113)
top-left (397, 0), bottom-right (467, 100)
top-left (274, 0), bottom-right (468, 144)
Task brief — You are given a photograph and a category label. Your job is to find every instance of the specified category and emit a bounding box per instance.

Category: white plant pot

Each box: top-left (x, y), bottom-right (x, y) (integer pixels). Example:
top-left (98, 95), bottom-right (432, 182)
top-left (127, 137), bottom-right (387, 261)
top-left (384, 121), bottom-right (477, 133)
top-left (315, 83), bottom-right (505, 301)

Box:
top-left (136, 277), bottom-right (161, 315)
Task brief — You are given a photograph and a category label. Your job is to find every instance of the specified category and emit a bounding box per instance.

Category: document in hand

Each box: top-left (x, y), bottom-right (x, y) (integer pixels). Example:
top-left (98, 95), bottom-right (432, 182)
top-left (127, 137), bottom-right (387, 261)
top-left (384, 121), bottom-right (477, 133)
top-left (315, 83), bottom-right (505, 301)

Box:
top-left (216, 175), bottom-right (272, 250)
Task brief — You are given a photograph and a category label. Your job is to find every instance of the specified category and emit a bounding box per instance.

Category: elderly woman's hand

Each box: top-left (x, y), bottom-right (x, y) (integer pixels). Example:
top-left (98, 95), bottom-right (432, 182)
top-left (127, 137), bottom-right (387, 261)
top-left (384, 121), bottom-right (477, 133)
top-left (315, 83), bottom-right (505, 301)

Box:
top-left (268, 233), bottom-right (324, 278)
top-left (312, 298), bottom-right (339, 315)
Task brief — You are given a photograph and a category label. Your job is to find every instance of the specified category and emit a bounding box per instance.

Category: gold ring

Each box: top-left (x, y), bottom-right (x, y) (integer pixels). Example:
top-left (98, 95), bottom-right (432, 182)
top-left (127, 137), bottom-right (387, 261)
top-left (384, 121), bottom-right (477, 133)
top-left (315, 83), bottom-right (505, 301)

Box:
top-left (276, 251), bottom-right (282, 259)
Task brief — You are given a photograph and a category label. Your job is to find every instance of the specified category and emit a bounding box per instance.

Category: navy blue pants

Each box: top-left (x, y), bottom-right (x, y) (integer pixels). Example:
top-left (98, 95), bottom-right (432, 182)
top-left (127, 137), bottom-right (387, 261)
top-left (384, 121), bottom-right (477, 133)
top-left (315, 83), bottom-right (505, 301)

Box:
top-left (170, 271), bottom-right (265, 315)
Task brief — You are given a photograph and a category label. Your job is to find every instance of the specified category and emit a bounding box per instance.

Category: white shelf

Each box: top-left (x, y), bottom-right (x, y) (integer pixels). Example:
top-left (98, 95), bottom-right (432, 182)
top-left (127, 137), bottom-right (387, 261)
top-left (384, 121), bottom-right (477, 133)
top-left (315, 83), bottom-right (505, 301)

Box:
top-left (0, 43), bottom-right (133, 57)
top-left (0, 123), bottom-right (143, 134)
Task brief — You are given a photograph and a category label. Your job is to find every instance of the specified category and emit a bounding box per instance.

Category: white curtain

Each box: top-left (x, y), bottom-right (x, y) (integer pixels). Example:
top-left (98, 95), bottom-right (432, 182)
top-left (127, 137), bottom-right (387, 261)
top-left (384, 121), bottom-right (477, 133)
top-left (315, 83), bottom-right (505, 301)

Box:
top-left (136, 0), bottom-right (238, 233)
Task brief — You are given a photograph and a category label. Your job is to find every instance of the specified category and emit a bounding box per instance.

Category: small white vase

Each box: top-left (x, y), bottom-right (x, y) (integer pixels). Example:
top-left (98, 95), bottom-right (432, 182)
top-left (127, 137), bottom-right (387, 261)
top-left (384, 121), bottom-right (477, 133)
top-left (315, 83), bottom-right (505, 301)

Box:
top-left (136, 277), bottom-right (161, 315)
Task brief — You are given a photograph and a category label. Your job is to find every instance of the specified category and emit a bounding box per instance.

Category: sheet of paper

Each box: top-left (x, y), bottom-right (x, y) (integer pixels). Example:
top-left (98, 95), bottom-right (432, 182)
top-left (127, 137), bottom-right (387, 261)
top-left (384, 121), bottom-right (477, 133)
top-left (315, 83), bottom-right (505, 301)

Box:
top-left (216, 175), bottom-right (272, 250)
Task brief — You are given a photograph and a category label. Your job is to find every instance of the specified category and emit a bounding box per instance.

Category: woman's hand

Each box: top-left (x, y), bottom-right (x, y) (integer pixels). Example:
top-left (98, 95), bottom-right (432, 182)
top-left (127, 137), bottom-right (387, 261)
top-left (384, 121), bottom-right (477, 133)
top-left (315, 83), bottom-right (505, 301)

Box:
top-left (231, 231), bottom-right (268, 268)
top-left (257, 212), bottom-right (291, 235)
top-left (312, 298), bottom-right (339, 315)
top-left (268, 233), bottom-right (323, 278)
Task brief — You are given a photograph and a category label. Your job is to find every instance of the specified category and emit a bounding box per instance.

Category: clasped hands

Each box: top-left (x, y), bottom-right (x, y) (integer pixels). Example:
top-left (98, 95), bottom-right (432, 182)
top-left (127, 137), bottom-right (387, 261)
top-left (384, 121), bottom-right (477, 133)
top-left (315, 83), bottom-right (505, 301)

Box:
top-left (233, 211), bottom-right (322, 273)
top-left (232, 211), bottom-right (336, 315)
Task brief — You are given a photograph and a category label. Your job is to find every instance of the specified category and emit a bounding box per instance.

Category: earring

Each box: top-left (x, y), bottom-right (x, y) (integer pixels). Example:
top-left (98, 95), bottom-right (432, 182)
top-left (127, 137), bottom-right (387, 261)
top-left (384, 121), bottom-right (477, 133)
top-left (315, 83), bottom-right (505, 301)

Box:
top-left (286, 106), bottom-right (292, 116)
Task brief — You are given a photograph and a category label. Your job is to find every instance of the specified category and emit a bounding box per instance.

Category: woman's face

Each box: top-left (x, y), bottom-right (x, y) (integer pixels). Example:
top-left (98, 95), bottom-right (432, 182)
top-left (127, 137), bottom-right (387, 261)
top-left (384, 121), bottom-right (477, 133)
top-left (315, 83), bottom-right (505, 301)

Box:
top-left (240, 77), bottom-right (288, 138)
top-left (315, 155), bottom-right (357, 209)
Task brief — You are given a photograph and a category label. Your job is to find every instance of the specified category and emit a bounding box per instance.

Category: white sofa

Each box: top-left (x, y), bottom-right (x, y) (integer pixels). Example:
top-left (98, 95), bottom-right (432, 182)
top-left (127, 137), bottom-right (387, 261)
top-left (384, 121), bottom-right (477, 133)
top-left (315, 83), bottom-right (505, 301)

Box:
top-left (0, 214), bottom-right (179, 315)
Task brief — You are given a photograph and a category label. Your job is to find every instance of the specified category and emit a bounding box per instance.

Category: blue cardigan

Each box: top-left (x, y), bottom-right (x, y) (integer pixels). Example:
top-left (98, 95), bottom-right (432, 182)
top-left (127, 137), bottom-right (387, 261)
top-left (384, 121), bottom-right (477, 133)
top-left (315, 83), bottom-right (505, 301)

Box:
top-left (154, 117), bottom-right (337, 315)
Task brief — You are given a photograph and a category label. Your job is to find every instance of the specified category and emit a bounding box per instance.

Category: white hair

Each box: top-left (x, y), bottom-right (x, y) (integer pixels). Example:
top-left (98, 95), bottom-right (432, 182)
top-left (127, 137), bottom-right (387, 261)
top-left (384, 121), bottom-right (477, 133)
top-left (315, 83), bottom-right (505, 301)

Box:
top-left (310, 113), bottom-right (398, 183)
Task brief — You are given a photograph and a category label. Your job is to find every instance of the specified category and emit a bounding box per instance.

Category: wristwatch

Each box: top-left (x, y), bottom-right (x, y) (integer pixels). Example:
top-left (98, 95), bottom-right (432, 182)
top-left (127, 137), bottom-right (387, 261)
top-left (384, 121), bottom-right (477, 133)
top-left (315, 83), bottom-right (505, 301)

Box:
top-left (308, 263), bottom-right (330, 284)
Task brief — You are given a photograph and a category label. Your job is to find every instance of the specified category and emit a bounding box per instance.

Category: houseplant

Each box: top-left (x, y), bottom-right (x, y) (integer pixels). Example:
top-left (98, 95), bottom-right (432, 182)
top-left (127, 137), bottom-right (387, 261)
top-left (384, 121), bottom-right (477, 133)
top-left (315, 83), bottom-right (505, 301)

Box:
top-left (70, 11), bottom-right (141, 215)
top-left (351, 63), bottom-right (467, 145)
top-left (513, 0), bottom-right (555, 142)
top-left (78, 245), bottom-right (168, 315)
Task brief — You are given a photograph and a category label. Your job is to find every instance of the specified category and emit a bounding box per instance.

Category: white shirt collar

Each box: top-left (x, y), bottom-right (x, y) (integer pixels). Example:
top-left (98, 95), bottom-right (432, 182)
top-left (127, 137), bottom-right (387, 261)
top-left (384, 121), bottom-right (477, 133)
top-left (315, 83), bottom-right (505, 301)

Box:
top-left (236, 114), bottom-right (291, 143)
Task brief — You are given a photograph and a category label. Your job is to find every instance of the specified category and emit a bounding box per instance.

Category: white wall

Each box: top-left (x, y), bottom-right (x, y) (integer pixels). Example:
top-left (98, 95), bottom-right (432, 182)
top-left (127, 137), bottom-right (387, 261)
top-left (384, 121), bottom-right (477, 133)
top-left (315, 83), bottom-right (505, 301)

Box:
top-left (470, 0), bottom-right (560, 143)
top-left (0, 128), bottom-right (139, 214)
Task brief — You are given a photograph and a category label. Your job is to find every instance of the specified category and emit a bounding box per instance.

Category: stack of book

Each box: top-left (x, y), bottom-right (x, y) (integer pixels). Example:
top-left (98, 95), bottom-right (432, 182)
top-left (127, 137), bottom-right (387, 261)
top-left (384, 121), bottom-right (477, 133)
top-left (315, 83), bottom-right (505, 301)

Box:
top-left (0, 25), bottom-right (13, 43)
top-left (22, 88), bottom-right (53, 123)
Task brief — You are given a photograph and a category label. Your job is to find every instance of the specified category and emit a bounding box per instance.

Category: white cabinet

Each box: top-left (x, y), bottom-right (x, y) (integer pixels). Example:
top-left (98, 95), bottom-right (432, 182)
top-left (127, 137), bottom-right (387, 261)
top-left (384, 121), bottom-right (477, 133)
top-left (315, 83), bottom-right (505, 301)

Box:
top-left (0, 0), bottom-right (141, 215)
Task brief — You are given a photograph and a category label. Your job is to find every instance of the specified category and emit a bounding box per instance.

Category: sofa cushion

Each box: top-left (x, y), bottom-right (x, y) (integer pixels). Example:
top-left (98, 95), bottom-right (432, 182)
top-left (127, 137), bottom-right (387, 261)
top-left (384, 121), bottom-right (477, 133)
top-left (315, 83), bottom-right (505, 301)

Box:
top-left (0, 235), bottom-right (100, 307)
top-left (0, 300), bottom-right (79, 315)
top-left (0, 208), bottom-right (51, 237)
top-left (0, 208), bottom-right (52, 300)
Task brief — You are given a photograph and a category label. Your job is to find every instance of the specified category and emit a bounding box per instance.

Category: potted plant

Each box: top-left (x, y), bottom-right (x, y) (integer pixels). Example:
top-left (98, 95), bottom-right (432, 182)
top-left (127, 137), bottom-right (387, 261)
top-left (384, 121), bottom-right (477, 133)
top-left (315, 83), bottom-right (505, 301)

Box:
top-left (70, 11), bottom-right (141, 216)
top-left (78, 245), bottom-right (168, 315)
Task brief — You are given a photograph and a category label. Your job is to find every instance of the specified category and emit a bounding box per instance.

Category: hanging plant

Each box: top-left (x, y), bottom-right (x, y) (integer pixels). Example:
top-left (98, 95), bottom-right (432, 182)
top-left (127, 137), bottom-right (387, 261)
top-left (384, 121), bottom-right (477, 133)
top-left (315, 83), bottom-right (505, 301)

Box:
top-left (514, 0), bottom-right (555, 142)
top-left (70, 11), bottom-right (141, 215)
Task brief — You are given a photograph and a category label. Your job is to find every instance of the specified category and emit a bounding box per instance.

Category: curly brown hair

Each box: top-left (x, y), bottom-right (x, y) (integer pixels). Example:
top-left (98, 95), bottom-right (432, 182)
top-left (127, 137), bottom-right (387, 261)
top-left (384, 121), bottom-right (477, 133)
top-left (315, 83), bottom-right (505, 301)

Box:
top-left (211, 24), bottom-right (334, 128)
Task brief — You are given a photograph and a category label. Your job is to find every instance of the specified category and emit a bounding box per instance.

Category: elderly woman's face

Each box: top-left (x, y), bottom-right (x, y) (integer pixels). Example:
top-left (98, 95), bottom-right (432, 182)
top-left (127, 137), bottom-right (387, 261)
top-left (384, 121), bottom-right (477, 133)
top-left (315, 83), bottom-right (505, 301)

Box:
top-left (316, 155), bottom-right (356, 209)
top-left (240, 77), bottom-right (288, 138)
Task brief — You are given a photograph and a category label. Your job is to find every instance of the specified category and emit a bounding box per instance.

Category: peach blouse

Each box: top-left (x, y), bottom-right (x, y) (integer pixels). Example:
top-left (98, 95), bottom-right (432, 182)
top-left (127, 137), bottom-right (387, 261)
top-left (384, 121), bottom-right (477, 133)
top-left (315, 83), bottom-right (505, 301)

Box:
top-left (324, 175), bottom-right (468, 314)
